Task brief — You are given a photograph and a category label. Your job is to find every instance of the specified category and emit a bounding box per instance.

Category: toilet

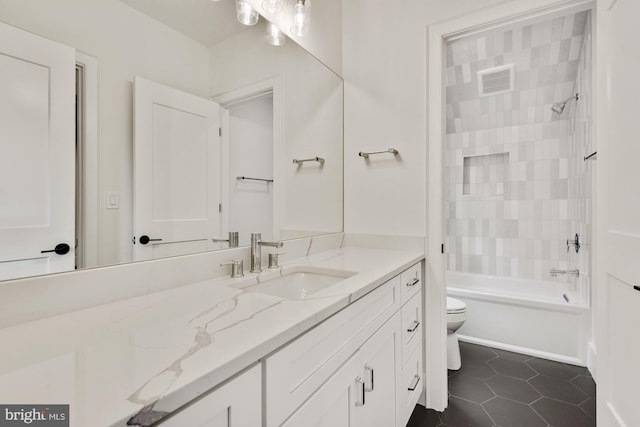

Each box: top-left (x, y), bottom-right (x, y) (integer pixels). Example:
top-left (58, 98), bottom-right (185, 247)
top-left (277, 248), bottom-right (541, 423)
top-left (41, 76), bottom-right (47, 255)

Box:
top-left (446, 297), bottom-right (467, 370)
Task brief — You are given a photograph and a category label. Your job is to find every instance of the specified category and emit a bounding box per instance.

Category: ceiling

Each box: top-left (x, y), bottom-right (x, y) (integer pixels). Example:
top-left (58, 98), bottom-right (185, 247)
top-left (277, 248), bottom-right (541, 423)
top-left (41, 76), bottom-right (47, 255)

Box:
top-left (120, 0), bottom-right (250, 46)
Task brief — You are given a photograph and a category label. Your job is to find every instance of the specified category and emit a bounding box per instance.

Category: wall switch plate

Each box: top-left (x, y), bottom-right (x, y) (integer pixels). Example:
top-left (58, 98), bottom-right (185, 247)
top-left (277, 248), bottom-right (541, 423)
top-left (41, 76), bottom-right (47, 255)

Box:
top-left (106, 191), bottom-right (119, 209)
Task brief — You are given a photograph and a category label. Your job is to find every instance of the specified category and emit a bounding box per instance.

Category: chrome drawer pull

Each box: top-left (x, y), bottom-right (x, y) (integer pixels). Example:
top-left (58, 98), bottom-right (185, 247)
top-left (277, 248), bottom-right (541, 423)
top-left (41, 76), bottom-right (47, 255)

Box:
top-left (355, 377), bottom-right (366, 406)
top-left (407, 277), bottom-right (419, 287)
top-left (407, 320), bottom-right (420, 333)
top-left (408, 375), bottom-right (421, 391)
top-left (365, 365), bottom-right (374, 391)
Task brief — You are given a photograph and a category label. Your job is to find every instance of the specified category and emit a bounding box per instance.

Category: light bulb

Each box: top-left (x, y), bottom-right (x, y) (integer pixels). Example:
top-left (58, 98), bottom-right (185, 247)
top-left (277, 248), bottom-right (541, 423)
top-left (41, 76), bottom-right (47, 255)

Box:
top-left (266, 22), bottom-right (286, 46)
top-left (262, 0), bottom-right (284, 14)
top-left (290, 0), bottom-right (311, 36)
top-left (236, 0), bottom-right (259, 26)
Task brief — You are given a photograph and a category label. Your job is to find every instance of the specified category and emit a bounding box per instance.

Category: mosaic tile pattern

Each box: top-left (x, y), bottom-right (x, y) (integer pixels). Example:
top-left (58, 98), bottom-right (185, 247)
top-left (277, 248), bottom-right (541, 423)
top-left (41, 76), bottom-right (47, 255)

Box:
top-left (445, 11), bottom-right (588, 134)
top-left (407, 342), bottom-right (596, 427)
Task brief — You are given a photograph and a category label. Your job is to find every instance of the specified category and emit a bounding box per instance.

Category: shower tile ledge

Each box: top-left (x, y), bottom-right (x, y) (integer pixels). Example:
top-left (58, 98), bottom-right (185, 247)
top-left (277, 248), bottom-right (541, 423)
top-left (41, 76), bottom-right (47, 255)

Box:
top-left (0, 247), bottom-right (424, 427)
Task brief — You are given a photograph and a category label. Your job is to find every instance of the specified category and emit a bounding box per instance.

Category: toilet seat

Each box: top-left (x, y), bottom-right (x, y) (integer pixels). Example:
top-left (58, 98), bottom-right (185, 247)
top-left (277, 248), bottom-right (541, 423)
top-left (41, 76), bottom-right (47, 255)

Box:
top-left (447, 297), bottom-right (466, 314)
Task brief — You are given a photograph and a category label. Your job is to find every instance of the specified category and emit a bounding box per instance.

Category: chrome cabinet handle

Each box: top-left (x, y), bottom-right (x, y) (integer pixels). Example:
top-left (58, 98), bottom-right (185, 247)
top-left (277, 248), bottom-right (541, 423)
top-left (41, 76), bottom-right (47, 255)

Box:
top-left (407, 277), bottom-right (419, 287)
top-left (407, 320), bottom-right (420, 333)
top-left (355, 377), bottom-right (365, 406)
top-left (364, 365), bottom-right (374, 391)
top-left (408, 374), bottom-right (421, 391)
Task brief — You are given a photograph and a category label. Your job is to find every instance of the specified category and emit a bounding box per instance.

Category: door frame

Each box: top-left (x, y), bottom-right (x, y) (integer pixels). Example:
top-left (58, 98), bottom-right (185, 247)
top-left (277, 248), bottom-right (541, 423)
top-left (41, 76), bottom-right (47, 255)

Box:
top-left (212, 76), bottom-right (283, 241)
top-left (75, 51), bottom-right (99, 269)
top-left (426, 0), bottom-right (596, 411)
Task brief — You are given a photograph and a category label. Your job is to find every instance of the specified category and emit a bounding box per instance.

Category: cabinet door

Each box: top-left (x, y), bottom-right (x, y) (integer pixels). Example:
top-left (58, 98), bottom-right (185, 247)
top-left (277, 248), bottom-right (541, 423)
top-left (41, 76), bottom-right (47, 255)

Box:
top-left (354, 312), bottom-right (402, 427)
top-left (281, 352), bottom-right (361, 427)
top-left (158, 364), bottom-right (260, 427)
top-left (283, 312), bottom-right (402, 427)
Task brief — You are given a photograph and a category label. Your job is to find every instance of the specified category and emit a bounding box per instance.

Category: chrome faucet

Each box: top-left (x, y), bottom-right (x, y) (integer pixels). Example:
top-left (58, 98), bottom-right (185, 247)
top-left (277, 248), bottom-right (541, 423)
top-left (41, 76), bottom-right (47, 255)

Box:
top-left (250, 233), bottom-right (283, 273)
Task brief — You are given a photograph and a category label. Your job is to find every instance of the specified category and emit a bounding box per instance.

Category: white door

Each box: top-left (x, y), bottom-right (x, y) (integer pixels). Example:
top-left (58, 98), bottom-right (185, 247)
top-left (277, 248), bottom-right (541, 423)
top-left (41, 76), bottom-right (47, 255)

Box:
top-left (133, 77), bottom-right (221, 261)
top-left (0, 22), bottom-right (75, 281)
top-left (598, 1), bottom-right (640, 426)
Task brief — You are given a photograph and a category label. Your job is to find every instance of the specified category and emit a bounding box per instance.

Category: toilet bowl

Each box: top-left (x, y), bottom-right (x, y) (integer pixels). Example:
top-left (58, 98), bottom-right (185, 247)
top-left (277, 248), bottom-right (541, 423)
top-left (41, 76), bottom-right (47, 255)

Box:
top-left (446, 297), bottom-right (467, 370)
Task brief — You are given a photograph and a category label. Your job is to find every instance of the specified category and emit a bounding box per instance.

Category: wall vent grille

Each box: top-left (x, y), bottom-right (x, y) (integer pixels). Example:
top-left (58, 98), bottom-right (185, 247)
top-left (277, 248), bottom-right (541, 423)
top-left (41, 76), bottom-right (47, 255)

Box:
top-left (477, 64), bottom-right (514, 97)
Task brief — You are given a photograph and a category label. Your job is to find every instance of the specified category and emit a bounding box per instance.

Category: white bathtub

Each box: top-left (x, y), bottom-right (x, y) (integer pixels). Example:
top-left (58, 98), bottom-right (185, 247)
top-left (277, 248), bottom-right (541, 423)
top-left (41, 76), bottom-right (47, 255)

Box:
top-left (447, 271), bottom-right (591, 366)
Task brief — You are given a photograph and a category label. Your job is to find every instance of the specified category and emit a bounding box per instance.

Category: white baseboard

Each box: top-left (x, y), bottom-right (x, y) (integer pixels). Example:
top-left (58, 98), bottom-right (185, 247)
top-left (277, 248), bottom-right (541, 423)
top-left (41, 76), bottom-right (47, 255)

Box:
top-left (458, 335), bottom-right (586, 366)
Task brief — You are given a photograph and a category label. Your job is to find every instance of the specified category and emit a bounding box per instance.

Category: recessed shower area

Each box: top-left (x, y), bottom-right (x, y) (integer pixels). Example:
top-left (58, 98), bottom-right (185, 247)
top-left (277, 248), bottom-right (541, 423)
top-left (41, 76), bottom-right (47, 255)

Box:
top-left (443, 8), bottom-right (595, 365)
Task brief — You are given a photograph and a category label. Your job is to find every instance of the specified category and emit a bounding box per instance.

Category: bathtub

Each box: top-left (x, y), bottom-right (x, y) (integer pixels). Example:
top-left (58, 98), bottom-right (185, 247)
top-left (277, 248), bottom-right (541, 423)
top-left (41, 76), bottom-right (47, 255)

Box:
top-left (447, 271), bottom-right (591, 366)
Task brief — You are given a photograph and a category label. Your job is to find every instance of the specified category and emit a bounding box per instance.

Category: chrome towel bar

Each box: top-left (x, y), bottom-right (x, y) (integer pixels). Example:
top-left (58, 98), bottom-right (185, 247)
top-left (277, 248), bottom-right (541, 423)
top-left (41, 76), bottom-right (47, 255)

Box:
top-left (293, 156), bottom-right (325, 165)
top-left (358, 148), bottom-right (399, 158)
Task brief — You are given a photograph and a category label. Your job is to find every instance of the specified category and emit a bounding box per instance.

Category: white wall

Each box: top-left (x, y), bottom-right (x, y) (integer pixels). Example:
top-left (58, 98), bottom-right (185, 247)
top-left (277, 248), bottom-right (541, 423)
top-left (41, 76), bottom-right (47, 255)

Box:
top-left (210, 24), bottom-right (344, 238)
top-left (343, 0), bottom-right (525, 238)
top-left (0, 0), bottom-right (211, 266)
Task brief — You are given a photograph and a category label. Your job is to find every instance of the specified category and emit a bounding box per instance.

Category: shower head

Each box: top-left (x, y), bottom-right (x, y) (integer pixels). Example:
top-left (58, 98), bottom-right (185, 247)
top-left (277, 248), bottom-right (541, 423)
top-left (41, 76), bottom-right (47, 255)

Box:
top-left (551, 93), bottom-right (579, 115)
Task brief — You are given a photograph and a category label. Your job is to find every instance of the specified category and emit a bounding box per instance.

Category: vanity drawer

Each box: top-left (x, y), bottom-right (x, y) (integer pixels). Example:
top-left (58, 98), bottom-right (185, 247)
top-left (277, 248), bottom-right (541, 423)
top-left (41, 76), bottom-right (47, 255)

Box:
top-left (400, 261), bottom-right (422, 304)
top-left (398, 345), bottom-right (423, 427)
top-left (264, 275), bottom-right (401, 427)
top-left (401, 290), bottom-right (422, 366)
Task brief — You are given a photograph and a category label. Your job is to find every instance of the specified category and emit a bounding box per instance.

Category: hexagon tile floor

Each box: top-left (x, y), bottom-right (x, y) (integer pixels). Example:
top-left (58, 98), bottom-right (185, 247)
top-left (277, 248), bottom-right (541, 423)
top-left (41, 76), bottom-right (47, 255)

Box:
top-left (407, 342), bottom-right (596, 427)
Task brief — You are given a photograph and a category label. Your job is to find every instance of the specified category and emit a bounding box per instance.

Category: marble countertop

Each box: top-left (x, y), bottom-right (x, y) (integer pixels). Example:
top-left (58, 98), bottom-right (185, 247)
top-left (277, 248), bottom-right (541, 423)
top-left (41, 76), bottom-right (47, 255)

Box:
top-left (0, 247), bottom-right (423, 427)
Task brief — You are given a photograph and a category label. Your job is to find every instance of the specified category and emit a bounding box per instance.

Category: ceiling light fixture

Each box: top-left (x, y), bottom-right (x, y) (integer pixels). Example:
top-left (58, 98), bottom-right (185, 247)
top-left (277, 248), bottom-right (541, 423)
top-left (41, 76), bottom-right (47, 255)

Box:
top-left (266, 22), bottom-right (287, 46)
top-left (290, 0), bottom-right (311, 37)
top-left (262, 0), bottom-right (284, 14)
top-left (236, 0), bottom-right (259, 26)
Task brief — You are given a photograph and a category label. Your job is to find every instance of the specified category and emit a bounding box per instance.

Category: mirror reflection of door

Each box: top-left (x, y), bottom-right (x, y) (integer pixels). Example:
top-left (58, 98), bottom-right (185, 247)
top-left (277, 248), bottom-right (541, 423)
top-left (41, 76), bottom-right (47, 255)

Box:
top-left (0, 22), bottom-right (75, 281)
top-left (133, 77), bottom-right (222, 261)
top-left (223, 93), bottom-right (274, 247)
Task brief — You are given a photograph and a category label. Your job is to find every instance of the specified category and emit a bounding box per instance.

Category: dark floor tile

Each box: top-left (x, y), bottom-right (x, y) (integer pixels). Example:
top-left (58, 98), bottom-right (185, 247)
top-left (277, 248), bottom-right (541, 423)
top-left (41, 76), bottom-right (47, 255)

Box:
top-left (580, 397), bottom-right (596, 418)
top-left (526, 358), bottom-right (585, 380)
top-left (493, 348), bottom-right (533, 362)
top-left (483, 397), bottom-right (547, 427)
top-left (532, 397), bottom-right (596, 427)
top-left (449, 373), bottom-right (496, 403)
top-left (570, 375), bottom-right (596, 398)
top-left (406, 405), bottom-right (442, 427)
top-left (455, 358), bottom-right (497, 380)
top-left (529, 374), bottom-right (588, 404)
top-left (440, 396), bottom-right (494, 427)
top-left (485, 374), bottom-right (541, 404)
top-left (460, 341), bottom-right (498, 363)
top-left (488, 357), bottom-right (537, 380)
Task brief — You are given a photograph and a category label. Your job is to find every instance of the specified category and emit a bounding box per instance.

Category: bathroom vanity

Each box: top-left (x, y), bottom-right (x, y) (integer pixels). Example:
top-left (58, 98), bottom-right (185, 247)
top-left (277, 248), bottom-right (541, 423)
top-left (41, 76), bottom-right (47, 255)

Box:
top-left (0, 243), bottom-right (424, 427)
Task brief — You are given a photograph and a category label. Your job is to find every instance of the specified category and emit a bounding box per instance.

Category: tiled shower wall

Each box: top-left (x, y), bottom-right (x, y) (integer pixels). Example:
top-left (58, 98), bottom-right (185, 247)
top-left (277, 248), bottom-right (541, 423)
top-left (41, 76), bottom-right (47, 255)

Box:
top-left (567, 16), bottom-right (593, 302)
top-left (445, 11), bottom-right (592, 284)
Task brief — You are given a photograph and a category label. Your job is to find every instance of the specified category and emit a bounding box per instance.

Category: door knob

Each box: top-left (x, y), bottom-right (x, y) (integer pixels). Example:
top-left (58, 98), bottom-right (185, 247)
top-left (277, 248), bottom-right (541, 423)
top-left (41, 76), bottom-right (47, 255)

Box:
top-left (139, 235), bottom-right (162, 245)
top-left (41, 243), bottom-right (71, 255)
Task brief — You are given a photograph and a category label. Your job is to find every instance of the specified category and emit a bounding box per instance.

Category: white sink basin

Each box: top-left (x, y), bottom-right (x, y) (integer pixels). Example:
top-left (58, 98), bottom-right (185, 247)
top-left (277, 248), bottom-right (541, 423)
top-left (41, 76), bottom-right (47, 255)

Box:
top-left (234, 266), bottom-right (357, 299)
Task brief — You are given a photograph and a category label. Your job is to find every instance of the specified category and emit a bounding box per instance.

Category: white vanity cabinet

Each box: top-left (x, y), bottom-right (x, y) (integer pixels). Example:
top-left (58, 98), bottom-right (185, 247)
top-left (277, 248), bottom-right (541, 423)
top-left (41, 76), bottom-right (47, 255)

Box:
top-left (280, 313), bottom-right (401, 427)
top-left (156, 260), bottom-right (424, 427)
top-left (265, 261), bottom-right (424, 427)
top-left (157, 364), bottom-right (261, 427)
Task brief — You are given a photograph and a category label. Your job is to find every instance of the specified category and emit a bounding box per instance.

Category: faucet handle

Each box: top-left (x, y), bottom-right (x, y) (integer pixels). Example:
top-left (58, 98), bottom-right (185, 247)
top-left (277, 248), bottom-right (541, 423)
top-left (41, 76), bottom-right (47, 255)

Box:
top-left (212, 231), bottom-right (239, 247)
top-left (268, 252), bottom-right (287, 269)
top-left (220, 259), bottom-right (244, 278)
